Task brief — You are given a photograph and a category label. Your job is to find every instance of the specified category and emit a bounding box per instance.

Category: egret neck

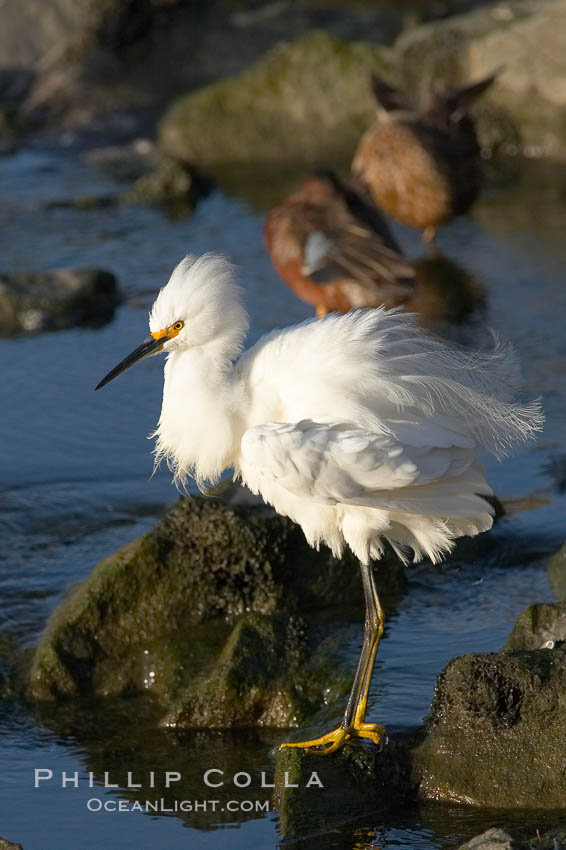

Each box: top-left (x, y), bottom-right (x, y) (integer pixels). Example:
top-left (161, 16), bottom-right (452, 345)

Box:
top-left (154, 327), bottom-right (248, 490)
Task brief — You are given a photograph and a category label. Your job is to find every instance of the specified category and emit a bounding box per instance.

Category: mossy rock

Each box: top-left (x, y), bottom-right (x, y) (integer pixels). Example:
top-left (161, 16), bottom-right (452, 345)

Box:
top-left (164, 613), bottom-right (316, 728)
top-left (28, 490), bottom-right (404, 705)
top-left (158, 31), bottom-right (393, 170)
top-left (161, 611), bottom-right (363, 729)
top-left (548, 542), bottom-right (566, 602)
top-left (126, 156), bottom-right (211, 218)
top-left (413, 647), bottom-right (566, 807)
top-left (505, 602), bottom-right (566, 650)
top-left (274, 734), bottom-right (415, 836)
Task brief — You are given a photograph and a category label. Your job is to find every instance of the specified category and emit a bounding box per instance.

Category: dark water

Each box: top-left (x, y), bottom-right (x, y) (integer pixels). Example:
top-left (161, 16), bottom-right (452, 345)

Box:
top-left (1, 144), bottom-right (566, 849)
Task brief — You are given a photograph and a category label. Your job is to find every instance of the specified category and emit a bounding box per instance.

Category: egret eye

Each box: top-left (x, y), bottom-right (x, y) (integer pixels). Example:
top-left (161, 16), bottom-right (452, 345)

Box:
top-left (173, 321), bottom-right (184, 331)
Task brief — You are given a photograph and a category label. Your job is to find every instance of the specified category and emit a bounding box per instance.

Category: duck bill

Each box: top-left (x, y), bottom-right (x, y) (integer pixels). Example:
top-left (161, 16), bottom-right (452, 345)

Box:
top-left (95, 336), bottom-right (164, 390)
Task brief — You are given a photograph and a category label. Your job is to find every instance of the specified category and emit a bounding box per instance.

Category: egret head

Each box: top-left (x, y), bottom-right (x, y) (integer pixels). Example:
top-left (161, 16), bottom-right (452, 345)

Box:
top-left (95, 253), bottom-right (249, 390)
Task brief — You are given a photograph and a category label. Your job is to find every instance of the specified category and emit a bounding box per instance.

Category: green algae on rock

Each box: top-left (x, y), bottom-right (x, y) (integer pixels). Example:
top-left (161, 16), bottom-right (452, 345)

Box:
top-left (161, 612), bottom-right (365, 729)
top-left (163, 613), bottom-right (315, 728)
top-left (158, 31), bottom-right (393, 169)
top-left (274, 735), bottom-right (415, 836)
top-left (28, 490), bottom-right (404, 709)
top-left (413, 646), bottom-right (566, 807)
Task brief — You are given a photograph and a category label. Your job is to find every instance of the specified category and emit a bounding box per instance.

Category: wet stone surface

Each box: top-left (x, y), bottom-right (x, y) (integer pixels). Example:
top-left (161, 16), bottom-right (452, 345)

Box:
top-left (274, 736), bottom-right (416, 836)
top-left (456, 829), bottom-right (517, 850)
top-left (27, 487), bottom-right (405, 731)
top-left (413, 646), bottom-right (566, 807)
top-left (158, 612), bottom-right (348, 730)
top-left (0, 267), bottom-right (121, 335)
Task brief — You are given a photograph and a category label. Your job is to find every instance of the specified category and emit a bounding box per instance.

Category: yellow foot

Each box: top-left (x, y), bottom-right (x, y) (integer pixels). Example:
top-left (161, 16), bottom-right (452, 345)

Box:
top-left (279, 722), bottom-right (386, 756)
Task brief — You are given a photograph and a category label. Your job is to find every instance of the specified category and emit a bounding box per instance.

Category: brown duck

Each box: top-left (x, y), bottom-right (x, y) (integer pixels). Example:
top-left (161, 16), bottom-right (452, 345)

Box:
top-left (264, 170), bottom-right (415, 317)
top-left (352, 70), bottom-right (500, 240)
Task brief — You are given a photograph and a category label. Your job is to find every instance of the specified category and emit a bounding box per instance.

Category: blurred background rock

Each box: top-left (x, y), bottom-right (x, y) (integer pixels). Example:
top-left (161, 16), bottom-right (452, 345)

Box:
top-left (1, 0), bottom-right (564, 163)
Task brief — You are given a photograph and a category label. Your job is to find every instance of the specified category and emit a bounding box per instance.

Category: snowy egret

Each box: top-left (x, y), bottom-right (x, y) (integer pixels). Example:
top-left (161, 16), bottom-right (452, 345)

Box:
top-left (352, 70), bottom-right (501, 241)
top-left (264, 170), bottom-right (415, 317)
top-left (96, 254), bottom-right (542, 754)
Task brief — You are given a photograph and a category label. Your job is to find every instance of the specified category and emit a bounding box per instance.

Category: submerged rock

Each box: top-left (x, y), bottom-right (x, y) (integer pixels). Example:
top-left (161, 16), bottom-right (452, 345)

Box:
top-left (83, 138), bottom-right (155, 183)
top-left (457, 829), bottom-right (517, 850)
top-left (28, 489), bottom-right (405, 728)
top-left (530, 831), bottom-right (566, 850)
top-left (158, 31), bottom-right (393, 170)
top-left (0, 267), bottom-right (121, 335)
top-left (458, 829), bottom-right (566, 850)
top-left (413, 646), bottom-right (566, 807)
top-left (127, 156), bottom-right (211, 218)
top-left (505, 602), bottom-right (566, 650)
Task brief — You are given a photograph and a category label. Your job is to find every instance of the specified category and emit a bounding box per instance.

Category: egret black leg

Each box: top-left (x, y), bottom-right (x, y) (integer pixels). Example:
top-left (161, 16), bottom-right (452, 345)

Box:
top-left (342, 561), bottom-right (384, 731)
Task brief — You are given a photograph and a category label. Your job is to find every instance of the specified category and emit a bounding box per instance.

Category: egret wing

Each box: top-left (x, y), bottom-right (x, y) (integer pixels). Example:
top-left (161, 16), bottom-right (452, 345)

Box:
top-left (240, 420), bottom-right (489, 516)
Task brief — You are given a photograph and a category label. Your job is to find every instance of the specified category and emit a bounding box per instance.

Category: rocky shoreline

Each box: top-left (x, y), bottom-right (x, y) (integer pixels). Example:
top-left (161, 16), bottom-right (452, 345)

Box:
top-left (0, 484), bottom-right (557, 824)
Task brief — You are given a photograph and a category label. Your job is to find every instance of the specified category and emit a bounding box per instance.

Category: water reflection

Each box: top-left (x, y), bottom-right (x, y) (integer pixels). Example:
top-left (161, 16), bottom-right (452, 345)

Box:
top-left (29, 697), bottom-right (281, 830)
top-left (408, 253), bottom-right (487, 334)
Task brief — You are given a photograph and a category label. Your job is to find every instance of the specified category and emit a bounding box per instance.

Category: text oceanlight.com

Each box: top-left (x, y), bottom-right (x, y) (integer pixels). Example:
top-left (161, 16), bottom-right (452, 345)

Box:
top-left (86, 798), bottom-right (271, 813)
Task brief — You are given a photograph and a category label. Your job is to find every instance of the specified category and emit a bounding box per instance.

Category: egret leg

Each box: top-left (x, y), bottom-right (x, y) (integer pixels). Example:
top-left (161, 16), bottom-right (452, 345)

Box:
top-left (279, 561), bottom-right (385, 755)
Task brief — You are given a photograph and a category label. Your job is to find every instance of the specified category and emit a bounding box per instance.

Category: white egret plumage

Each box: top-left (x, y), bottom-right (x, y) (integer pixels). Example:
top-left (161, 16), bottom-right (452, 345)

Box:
top-left (96, 253), bottom-right (543, 754)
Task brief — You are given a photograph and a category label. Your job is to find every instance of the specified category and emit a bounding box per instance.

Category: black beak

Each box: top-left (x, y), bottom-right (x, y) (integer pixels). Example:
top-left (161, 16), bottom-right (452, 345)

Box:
top-left (95, 336), bottom-right (165, 390)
